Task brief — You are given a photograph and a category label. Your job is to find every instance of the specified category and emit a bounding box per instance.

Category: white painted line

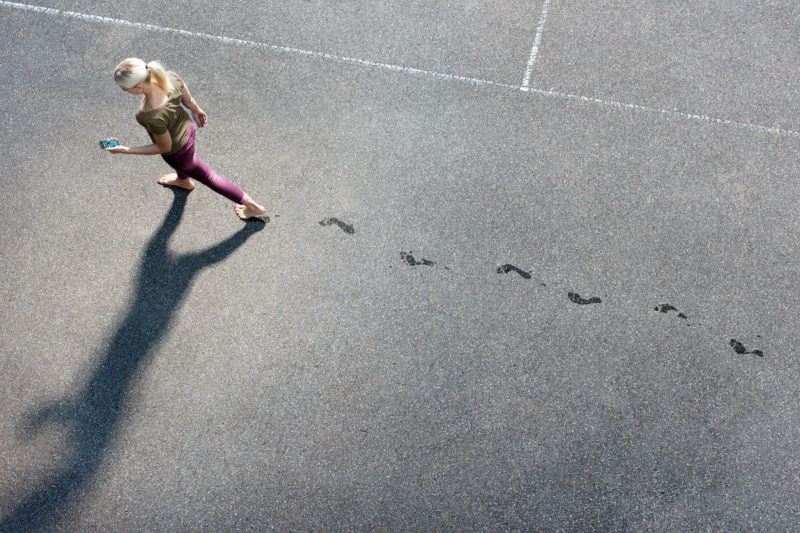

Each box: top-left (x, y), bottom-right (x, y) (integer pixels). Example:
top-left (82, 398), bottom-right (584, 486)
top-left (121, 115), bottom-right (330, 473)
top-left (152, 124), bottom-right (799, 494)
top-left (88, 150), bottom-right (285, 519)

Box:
top-left (0, 0), bottom-right (511, 89)
top-left (521, 0), bottom-right (552, 90)
top-left (2, 0), bottom-right (798, 139)
top-left (525, 87), bottom-right (800, 138)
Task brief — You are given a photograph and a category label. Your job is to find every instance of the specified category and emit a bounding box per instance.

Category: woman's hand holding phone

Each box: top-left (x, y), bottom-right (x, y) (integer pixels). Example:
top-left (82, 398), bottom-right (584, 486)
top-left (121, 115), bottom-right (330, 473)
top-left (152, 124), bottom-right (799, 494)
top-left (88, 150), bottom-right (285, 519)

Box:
top-left (101, 137), bottom-right (129, 154)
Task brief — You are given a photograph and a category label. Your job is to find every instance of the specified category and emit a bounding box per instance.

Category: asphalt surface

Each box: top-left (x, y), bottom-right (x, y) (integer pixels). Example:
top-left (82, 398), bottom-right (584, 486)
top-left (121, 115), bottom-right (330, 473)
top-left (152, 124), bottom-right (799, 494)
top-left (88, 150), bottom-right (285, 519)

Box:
top-left (1, 1), bottom-right (799, 530)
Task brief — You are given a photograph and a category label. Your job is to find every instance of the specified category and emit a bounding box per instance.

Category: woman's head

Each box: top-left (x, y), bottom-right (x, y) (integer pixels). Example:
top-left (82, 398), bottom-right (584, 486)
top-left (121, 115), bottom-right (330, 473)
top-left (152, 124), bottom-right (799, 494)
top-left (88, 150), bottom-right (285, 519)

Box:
top-left (114, 58), bottom-right (172, 92)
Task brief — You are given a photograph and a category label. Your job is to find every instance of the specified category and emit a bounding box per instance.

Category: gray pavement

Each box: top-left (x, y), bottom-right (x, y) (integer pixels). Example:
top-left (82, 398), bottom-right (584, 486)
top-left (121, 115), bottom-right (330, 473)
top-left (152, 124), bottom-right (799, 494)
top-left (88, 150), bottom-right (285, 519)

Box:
top-left (1, 1), bottom-right (799, 530)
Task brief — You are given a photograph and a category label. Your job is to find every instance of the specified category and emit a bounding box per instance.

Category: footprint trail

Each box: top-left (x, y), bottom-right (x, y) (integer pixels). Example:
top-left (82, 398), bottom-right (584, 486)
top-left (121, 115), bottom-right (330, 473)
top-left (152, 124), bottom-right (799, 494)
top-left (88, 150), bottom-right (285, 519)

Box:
top-left (313, 216), bottom-right (768, 359)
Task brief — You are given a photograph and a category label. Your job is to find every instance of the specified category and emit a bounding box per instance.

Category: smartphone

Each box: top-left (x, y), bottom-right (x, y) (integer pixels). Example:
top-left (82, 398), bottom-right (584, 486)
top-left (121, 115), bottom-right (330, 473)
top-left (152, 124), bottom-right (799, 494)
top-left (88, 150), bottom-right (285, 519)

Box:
top-left (99, 140), bottom-right (119, 149)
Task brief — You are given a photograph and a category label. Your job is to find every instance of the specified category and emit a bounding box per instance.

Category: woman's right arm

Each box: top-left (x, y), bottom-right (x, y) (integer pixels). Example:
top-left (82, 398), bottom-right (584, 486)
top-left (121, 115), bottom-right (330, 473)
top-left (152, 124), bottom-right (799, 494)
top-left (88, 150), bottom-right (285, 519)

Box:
top-left (181, 84), bottom-right (207, 127)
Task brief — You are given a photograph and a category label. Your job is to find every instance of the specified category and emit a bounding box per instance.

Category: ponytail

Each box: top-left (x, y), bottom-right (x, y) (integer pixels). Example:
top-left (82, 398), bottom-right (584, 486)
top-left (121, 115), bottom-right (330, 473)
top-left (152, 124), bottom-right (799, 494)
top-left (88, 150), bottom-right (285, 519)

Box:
top-left (114, 58), bottom-right (173, 92)
top-left (145, 61), bottom-right (173, 92)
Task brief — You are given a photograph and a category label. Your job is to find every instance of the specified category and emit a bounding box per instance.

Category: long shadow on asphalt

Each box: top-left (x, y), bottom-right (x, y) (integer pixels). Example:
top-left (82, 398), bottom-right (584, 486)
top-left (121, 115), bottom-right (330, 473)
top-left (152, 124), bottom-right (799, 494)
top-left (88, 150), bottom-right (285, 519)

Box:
top-left (1, 190), bottom-right (264, 532)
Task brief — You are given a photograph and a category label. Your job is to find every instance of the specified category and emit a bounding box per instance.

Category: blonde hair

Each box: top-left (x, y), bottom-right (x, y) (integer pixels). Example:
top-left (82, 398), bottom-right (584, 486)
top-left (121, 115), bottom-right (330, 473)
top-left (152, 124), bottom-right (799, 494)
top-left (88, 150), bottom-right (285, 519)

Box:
top-left (114, 58), bottom-right (173, 92)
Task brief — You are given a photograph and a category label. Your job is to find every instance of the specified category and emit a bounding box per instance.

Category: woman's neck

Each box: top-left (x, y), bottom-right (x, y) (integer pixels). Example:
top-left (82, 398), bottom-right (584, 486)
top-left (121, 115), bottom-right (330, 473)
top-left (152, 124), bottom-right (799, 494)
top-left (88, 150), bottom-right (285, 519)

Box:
top-left (142, 83), bottom-right (168, 110)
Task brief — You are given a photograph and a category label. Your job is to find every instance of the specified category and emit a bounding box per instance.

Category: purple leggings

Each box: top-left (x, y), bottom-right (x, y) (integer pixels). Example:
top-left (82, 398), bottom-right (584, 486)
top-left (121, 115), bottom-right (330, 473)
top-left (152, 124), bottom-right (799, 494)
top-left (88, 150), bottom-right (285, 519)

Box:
top-left (162, 123), bottom-right (249, 204)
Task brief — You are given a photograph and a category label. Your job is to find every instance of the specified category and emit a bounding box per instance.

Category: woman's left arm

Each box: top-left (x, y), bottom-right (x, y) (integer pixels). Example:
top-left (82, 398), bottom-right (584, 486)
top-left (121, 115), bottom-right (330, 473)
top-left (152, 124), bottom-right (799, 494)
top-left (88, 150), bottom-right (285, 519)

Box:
top-left (181, 84), bottom-right (207, 127)
top-left (105, 132), bottom-right (172, 155)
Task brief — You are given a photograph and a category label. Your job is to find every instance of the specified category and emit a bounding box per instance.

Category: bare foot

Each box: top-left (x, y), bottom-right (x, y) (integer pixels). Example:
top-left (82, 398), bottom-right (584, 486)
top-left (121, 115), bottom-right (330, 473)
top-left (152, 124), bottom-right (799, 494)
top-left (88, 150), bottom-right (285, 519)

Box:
top-left (157, 173), bottom-right (195, 191)
top-left (234, 200), bottom-right (267, 221)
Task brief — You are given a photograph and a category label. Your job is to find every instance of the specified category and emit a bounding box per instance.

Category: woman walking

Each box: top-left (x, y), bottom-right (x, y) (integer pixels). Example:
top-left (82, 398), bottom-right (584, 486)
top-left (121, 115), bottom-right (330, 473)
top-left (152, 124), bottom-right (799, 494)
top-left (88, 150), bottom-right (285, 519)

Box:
top-left (106, 58), bottom-right (267, 220)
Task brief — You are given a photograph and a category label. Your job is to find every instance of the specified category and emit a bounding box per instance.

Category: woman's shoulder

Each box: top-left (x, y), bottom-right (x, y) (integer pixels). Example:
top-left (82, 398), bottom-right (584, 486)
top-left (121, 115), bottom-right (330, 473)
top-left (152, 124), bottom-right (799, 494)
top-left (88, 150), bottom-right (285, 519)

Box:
top-left (167, 71), bottom-right (185, 93)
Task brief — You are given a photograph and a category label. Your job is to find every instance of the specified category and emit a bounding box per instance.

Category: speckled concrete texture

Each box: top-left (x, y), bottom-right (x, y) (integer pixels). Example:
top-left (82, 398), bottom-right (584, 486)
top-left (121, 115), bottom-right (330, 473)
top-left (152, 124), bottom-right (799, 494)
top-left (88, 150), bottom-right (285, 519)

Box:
top-left (1, 1), bottom-right (799, 530)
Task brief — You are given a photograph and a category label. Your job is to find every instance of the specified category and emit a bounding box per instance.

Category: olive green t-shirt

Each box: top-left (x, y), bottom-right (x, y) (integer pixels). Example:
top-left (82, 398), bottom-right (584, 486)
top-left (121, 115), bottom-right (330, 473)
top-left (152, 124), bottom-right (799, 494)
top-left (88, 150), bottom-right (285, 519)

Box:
top-left (135, 72), bottom-right (190, 156)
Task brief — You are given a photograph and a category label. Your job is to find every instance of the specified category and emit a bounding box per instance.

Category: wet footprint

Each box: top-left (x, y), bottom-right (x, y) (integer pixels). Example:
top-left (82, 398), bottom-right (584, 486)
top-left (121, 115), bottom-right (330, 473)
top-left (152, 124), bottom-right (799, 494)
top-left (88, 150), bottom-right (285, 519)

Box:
top-left (497, 264), bottom-right (532, 279)
top-left (654, 304), bottom-right (687, 319)
top-left (320, 217), bottom-right (355, 234)
top-left (400, 251), bottom-right (436, 267)
top-left (730, 339), bottom-right (764, 357)
top-left (568, 292), bottom-right (602, 305)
